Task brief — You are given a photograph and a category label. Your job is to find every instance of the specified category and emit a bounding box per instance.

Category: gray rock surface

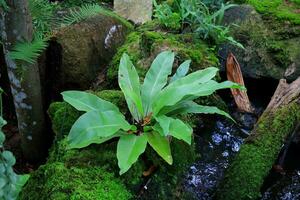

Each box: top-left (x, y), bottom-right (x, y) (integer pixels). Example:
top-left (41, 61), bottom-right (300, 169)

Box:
top-left (114, 0), bottom-right (152, 24)
top-left (49, 13), bottom-right (132, 91)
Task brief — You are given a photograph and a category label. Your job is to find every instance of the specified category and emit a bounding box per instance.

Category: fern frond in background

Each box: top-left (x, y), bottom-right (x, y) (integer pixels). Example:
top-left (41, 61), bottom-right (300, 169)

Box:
top-left (8, 36), bottom-right (48, 64)
top-left (29, 0), bottom-right (59, 34)
top-left (60, 0), bottom-right (111, 7)
top-left (60, 4), bottom-right (103, 26)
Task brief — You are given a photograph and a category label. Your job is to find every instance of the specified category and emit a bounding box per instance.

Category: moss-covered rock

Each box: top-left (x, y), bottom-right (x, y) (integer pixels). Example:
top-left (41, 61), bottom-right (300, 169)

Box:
top-left (220, 5), bottom-right (300, 81)
top-left (50, 10), bottom-right (133, 91)
top-left (20, 162), bottom-right (132, 200)
top-left (244, 0), bottom-right (300, 25)
top-left (215, 102), bottom-right (300, 200)
top-left (106, 30), bottom-right (219, 88)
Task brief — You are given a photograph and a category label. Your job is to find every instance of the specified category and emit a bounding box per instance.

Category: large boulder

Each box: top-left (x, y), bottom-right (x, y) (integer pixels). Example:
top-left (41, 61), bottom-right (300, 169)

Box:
top-left (47, 11), bottom-right (133, 92)
top-left (219, 5), bottom-right (300, 81)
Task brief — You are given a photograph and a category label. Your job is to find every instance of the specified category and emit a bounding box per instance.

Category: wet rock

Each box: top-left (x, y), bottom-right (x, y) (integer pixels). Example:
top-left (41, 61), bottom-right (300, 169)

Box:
top-left (114, 0), bottom-right (153, 24)
top-left (219, 5), bottom-right (300, 81)
top-left (232, 111), bottom-right (258, 130)
top-left (262, 172), bottom-right (300, 200)
top-left (50, 12), bottom-right (132, 91)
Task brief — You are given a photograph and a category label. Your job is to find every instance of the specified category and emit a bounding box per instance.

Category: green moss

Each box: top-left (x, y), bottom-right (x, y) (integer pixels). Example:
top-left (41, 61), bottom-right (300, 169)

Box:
top-left (246, 0), bottom-right (300, 24)
top-left (291, 0), bottom-right (300, 5)
top-left (99, 7), bottom-right (134, 30)
top-left (48, 102), bottom-right (81, 140)
top-left (94, 90), bottom-right (127, 112)
top-left (48, 90), bottom-right (126, 139)
top-left (227, 13), bottom-right (297, 79)
top-left (216, 102), bottom-right (300, 200)
top-left (47, 137), bottom-right (145, 191)
top-left (106, 30), bottom-right (219, 88)
top-left (20, 162), bottom-right (132, 200)
top-left (141, 31), bottom-right (219, 68)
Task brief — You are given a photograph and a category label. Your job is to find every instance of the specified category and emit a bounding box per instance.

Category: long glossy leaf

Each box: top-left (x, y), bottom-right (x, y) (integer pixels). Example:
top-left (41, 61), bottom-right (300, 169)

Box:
top-left (153, 80), bottom-right (243, 115)
top-left (153, 80), bottom-right (215, 115)
top-left (154, 115), bottom-right (172, 136)
top-left (176, 101), bottom-right (233, 120)
top-left (168, 67), bottom-right (219, 88)
top-left (169, 119), bottom-right (192, 145)
top-left (146, 131), bottom-right (173, 164)
top-left (68, 110), bottom-right (131, 149)
top-left (141, 51), bottom-right (175, 116)
top-left (62, 91), bottom-right (119, 112)
top-left (153, 67), bottom-right (219, 115)
top-left (117, 134), bottom-right (148, 175)
top-left (154, 116), bottom-right (192, 144)
top-left (118, 53), bottom-right (143, 121)
top-left (170, 60), bottom-right (191, 83)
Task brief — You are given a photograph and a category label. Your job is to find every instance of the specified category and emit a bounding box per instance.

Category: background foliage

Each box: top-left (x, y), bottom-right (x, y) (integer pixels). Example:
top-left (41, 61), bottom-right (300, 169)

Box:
top-left (0, 89), bottom-right (29, 199)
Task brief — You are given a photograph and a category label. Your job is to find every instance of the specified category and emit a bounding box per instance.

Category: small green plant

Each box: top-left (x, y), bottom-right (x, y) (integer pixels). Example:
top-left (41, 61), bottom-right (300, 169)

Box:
top-left (62, 51), bottom-right (243, 174)
top-left (153, 0), bottom-right (243, 48)
top-left (29, 0), bottom-right (60, 34)
top-left (153, 0), bottom-right (182, 30)
top-left (0, 88), bottom-right (30, 199)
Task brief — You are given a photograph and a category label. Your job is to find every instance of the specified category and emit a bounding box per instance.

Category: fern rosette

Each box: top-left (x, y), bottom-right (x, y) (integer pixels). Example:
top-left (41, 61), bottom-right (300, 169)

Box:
top-left (62, 51), bottom-right (243, 174)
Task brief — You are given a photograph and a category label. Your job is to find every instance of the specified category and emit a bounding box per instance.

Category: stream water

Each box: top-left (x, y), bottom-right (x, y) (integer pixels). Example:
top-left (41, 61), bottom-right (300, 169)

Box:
top-left (183, 116), bottom-right (248, 199)
top-left (183, 112), bottom-right (300, 200)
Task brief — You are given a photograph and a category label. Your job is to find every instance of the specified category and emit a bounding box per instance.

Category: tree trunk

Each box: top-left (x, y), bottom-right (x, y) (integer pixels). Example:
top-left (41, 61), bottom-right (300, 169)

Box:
top-left (215, 77), bottom-right (300, 200)
top-left (0, 0), bottom-right (48, 162)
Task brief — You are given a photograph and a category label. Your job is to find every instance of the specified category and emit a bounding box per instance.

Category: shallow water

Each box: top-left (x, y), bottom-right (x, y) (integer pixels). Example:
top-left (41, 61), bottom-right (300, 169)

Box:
top-left (183, 115), bottom-right (300, 200)
top-left (183, 118), bottom-right (248, 199)
top-left (261, 140), bottom-right (300, 200)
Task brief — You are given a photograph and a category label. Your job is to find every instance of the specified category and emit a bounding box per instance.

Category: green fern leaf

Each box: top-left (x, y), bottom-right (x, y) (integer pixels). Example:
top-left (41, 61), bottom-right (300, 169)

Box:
top-left (60, 4), bottom-right (104, 26)
top-left (29, 0), bottom-right (58, 34)
top-left (8, 37), bottom-right (48, 64)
